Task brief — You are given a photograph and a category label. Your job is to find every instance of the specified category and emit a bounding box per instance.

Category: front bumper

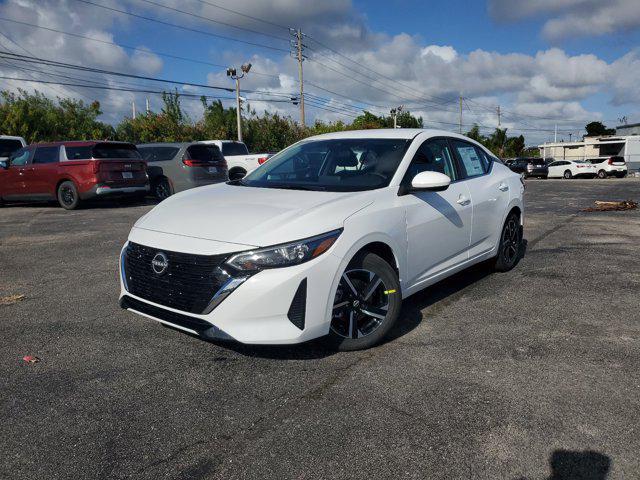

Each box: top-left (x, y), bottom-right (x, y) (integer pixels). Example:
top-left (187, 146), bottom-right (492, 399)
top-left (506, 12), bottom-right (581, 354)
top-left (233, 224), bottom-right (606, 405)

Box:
top-left (118, 236), bottom-right (343, 345)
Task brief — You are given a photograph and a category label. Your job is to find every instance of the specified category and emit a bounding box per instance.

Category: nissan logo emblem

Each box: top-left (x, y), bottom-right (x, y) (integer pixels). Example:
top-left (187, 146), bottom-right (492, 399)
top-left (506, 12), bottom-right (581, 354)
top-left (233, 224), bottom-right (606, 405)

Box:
top-left (151, 252), bottom-right (169, 275)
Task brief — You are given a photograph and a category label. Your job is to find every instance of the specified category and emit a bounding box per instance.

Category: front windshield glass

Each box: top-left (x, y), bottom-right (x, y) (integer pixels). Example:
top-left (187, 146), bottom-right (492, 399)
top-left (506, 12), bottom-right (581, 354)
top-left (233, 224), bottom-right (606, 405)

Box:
top-left (240, 138), bottom-right (411, 192)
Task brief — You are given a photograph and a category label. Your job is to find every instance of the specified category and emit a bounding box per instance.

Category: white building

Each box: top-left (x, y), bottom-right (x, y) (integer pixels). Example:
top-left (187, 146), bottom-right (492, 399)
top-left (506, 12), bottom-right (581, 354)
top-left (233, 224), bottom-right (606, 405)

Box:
top-left (539, 135), bottom-right (640, 172)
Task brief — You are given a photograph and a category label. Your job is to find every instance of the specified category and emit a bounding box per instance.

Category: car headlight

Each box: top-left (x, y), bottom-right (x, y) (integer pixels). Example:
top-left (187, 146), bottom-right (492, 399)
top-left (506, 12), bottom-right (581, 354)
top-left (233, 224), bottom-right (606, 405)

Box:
top-left (226, 229), bottom-right (342, 272)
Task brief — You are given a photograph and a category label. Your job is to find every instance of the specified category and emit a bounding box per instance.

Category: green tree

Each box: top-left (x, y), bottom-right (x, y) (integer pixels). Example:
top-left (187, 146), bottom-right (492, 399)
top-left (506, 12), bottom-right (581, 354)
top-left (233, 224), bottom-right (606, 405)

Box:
top-left (0, 89), bottom-right (114, 142)
top-left (585, 121), bottom-right (615, 137)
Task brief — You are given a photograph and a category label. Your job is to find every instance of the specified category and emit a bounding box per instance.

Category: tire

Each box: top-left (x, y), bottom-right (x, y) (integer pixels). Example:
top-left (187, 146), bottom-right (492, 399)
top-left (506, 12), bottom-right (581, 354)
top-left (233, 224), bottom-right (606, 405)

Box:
top-left (597, 169), bottom-right (607, 179)
top-left (616, 172), bottom-right (626, 178)
top-left (153, 177), bottom-right (172, 200)
top-left (228, 168), bottom-right (247, 181)
top-left (326, 252), bottom-right (402, 351)
top-left (563, 170), bottom-right (572, 179)
top-left (57, 181), bottom-right (81, 210)
top-left (493, 212), bottom-right (523, 272)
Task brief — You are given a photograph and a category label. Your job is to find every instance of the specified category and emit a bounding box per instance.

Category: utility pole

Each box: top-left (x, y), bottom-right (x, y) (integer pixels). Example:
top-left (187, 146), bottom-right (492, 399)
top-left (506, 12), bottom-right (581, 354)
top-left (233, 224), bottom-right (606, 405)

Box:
top-left (497, 105), bottom-right (501, 127)
top-left (554, 124), bottom-right (558, 143)
top-left (390, 105), bottom-right (403, 128)
top-left (227, 62), bottom-right (252, 143)
top-left (291, 28), bottom-right (306, 127)
top-left (132, 100), bottom-right (136, 120)
top-left (459, 96), bottom-right (463, 134)
top-left (145, 97), bottom-right (150, 114)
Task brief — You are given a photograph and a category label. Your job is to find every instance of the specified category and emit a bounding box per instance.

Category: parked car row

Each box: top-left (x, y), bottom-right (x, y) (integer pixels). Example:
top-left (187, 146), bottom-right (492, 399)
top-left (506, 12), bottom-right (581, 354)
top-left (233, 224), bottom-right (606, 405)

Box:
top-left (505, 156), bottom-right (628, 179)
top-left (0, 137), bottom-right (269, 209)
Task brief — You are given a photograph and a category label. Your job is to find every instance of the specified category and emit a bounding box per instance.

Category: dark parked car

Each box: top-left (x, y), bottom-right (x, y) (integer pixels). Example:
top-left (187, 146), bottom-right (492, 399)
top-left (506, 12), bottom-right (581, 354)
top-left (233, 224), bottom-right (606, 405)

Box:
top-left (506, 157), bottom-right (548, 178)
top-left (0, 141), bottom-right (149, 209)
top-left (137, 143), bottom-right (228, 200)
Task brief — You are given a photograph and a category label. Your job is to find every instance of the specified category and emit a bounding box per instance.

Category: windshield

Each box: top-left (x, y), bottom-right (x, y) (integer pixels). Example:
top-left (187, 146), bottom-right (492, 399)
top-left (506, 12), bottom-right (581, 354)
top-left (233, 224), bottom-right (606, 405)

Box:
top-left (239, 138), bottom-right (411, 192)
top-left (0, 139), bottom-right (23, 157)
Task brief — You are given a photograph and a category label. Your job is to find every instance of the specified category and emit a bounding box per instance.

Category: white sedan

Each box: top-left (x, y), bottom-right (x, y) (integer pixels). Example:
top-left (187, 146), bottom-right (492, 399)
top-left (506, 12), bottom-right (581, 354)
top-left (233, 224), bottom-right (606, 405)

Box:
top-left (119, 129), bottom-right (524, 351)
top-left (547, 160), bottom-right (597, 179)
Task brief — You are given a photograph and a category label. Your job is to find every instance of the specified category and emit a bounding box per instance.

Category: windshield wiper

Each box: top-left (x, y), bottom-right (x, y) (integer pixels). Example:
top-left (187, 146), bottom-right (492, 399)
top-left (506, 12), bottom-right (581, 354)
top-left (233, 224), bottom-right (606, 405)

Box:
top-left (269, 184), bottom-right (327, 191)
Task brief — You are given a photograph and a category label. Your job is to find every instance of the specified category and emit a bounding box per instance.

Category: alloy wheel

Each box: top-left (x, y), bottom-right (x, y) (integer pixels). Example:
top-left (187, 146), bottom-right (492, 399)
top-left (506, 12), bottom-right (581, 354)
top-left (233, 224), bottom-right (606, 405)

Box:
top-left (331, 268), bottom-right (389, 339)
top-left (155, 181), bottom-right (170, 200)
top-left (61, 186), bottom-right (75, 206)
top-left (501, 217), bottom-right (520, 265)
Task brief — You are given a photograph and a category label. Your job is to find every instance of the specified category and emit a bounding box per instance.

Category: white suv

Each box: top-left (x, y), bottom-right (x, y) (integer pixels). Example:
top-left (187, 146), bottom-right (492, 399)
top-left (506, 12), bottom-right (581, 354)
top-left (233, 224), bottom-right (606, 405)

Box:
top-left (119, 129), bottom-right (524, 350)
top-left (587, 157), bottom-right (627, 179)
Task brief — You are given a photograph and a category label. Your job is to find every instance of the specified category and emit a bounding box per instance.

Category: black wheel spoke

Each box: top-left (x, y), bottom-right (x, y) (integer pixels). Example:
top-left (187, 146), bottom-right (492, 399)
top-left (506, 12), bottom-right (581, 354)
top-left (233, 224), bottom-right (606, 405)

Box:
top-left (363, 273), bottom-right (382, 300)
top-left (360, 305), bottom-right (387, 320)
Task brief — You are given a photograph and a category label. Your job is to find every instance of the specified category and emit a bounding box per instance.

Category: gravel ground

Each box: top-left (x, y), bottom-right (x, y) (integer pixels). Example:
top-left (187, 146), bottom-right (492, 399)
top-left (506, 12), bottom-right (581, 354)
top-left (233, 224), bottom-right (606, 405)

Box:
top-left (1, 178), bottom-right (639, 480)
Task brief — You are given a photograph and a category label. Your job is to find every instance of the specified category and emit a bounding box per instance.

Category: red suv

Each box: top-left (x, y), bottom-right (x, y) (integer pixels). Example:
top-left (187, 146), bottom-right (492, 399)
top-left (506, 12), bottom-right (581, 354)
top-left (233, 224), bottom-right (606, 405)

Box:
top-left (0, 141), bottom-right (149, 209)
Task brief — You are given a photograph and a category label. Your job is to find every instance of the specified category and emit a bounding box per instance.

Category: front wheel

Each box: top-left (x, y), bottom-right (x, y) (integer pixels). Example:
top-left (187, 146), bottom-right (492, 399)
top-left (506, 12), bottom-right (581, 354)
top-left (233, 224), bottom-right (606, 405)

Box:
top-left (57, 181), bottom-right (81, 210)
top-left (326, 252), bottom-right (402, 351)
top-left (493, 212), bottom-right (523, 272)
top-left (563, 170), bottom-right (572, 179)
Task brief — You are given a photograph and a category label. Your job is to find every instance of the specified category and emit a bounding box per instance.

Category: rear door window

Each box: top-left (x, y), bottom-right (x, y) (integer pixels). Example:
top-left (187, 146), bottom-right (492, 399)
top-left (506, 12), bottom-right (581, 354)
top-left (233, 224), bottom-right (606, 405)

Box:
top-left (451, 140), bottom-right (487, 178)
top-left (221, 142), bottom-right (249, 156)
top-left (65, 146), bottom-right (92, 160)
top-left (93, 143), bottom-right (141, 159)
top-left (33, 146), bottom-right (59, 164)
top-left (0, 139), bottom-right (24, 157)
top-left (186, 145), bottom-right (224, 163)
top-left (138, 147), bottom-right (179, 162)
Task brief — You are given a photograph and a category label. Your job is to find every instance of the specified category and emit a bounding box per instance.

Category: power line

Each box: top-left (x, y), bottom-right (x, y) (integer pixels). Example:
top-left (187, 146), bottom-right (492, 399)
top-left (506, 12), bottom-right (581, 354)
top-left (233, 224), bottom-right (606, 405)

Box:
top-left (0, 50), bottom-right (297, 99)
top-left (0, 74), bottom-right (296, 104)
top-left (0, 16), bottom-right (280, 79)
top-left (133, 0), bottom-right (290, 42)
top-left (73, 0), bottom-right (290, 53)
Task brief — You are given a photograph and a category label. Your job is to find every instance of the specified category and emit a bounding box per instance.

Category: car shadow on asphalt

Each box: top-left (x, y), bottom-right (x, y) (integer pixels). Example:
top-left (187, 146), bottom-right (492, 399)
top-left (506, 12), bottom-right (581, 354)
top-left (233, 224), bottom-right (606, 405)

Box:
top-left (514, 449), bottom-right (611, 480)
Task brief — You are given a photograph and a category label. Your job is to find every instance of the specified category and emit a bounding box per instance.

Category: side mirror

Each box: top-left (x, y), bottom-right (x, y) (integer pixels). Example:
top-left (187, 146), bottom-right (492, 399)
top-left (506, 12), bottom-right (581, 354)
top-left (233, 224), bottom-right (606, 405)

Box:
top-left (410, 171), bottom-right (451, 192)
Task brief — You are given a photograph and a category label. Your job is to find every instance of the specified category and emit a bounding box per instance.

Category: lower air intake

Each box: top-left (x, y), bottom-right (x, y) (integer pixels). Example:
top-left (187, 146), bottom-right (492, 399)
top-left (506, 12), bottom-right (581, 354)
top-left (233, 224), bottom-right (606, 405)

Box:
top-left (287, 279), bottom-right (307, 330)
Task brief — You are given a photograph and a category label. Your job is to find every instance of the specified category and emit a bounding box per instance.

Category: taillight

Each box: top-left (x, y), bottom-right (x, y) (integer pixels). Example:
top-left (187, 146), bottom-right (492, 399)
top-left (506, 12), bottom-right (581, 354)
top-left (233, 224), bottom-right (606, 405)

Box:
top-left (92, 161), bottom-right (101, 174)
top-left (258, 156), bottom-right (269, 165)
top-left (608, 158), bottom-right (614, 165)
top-left (183, 158), bottom-right (196, 167)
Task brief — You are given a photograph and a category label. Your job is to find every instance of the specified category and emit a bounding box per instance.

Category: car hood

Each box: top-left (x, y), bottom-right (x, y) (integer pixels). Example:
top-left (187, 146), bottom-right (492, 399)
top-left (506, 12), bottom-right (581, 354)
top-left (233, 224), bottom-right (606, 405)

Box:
top-left (135, 183), bottom-right (375, 247)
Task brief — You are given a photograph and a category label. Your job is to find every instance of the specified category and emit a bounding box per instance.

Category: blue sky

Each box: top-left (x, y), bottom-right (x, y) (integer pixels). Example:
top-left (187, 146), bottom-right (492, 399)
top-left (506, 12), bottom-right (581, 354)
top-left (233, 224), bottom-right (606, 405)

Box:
top-left (1, 0), bottom-right (639, 144)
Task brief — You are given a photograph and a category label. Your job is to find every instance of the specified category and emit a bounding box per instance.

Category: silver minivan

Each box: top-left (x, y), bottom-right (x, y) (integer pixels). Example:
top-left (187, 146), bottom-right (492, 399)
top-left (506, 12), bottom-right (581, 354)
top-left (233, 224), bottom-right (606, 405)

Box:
top-left (137, 142), bottom-right (228, 199)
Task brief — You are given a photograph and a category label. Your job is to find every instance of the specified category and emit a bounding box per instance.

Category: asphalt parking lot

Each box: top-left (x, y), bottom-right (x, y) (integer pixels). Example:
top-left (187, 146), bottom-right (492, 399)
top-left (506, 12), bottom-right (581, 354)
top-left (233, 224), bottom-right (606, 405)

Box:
top-left (1, 178), bottom-right (639, 480)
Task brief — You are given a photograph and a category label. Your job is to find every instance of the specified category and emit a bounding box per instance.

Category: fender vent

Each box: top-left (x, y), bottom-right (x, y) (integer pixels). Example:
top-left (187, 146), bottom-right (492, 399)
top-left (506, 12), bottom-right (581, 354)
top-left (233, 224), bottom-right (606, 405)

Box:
top-left (287, 279), bottom-right (307, 330)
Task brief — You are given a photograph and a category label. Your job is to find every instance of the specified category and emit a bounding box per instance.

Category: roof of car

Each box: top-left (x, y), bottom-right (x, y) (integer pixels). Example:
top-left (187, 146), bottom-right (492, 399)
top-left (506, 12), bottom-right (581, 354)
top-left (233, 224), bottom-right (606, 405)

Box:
top-left (307, 128), bottom-right (476, 141)
top-left (136, 142), bottom-right (197, 148)
top-left (29, 140), bottom-right (135, 147)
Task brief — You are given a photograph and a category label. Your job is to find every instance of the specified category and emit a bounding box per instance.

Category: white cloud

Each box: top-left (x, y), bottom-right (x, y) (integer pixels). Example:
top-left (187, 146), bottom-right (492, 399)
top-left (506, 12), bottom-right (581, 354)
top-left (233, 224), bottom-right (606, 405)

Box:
top-left (488, 0), bottom-right (640, 41)
top-left (421, 45), bottom-right (457, 63)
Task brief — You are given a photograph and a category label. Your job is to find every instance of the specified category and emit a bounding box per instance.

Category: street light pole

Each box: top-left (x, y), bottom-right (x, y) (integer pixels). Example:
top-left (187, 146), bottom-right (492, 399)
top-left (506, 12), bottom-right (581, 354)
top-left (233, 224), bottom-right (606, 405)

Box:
top-left (227, 62), bottom-right (252, 143)
top-left (235, 76), bottom-right (242, 143)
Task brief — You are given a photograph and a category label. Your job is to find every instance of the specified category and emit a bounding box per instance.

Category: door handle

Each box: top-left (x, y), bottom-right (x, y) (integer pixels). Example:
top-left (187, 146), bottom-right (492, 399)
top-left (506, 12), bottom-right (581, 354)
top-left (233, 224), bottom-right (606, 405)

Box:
top-left (498, 183), bottom-right (509, 192)
top-left (457, 195), bottom-right (471, 206)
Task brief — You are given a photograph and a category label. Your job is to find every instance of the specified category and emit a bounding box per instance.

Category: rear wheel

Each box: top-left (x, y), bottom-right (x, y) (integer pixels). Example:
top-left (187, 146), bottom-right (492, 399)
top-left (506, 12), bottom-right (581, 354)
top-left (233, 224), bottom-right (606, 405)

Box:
top-left (597, 169), bottom-right (607, 179)
top-left (563, 170), bottom-right (572, 179)
top-left (57, 181), bottom-right (80, 210)
top-left (493, 212), bottom-right (522, 272)
top-left (326, 252), bottom-right (402, 351)
top-left (153, 177), bottom-right (172, 200)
